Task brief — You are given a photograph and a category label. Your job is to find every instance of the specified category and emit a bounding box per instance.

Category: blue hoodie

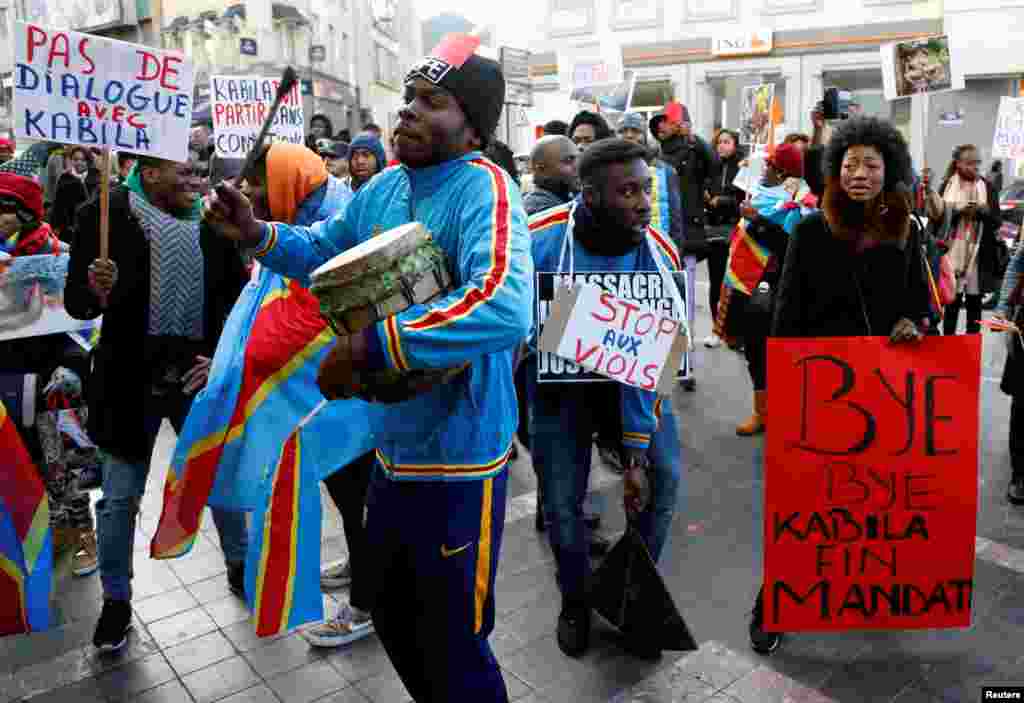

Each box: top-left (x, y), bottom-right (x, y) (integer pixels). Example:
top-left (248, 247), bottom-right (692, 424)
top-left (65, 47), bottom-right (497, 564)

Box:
top-left (348, 134), bottom-right (387, 190)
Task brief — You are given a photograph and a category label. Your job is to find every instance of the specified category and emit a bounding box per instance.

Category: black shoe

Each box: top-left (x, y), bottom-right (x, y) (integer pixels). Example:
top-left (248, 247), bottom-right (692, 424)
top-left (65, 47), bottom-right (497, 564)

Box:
top-left (749, 594), bottom-right (782, 655)
top-left (681, 378), bottom-right (696, 392)
top-left (227, 562), bottom-right (245, 598)
top-left (92, 599), bottom-right (133, 654)
top-left (588, 534), bottom-right (611, 557)
top-left (620, 628), bottom-right (663, 660)
top-left (1009, 476), bottom-right (1024, 506)
top-left (556, 606), bottom-right (591, 657)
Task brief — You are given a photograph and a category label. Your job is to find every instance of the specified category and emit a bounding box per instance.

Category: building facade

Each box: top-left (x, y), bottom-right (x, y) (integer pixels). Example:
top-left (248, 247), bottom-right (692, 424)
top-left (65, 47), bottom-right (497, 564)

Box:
top-left (524, 0), bottom-right (1024, 173)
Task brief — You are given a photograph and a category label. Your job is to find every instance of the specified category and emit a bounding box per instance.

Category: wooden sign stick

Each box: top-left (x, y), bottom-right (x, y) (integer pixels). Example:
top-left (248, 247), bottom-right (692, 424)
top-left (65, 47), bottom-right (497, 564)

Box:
top-left (98, 146), bottom-right (111, 309)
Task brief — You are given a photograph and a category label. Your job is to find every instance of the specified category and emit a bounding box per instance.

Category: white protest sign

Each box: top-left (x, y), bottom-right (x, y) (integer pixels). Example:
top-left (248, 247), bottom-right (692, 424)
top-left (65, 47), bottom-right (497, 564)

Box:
top-left (993, 97), bottom-right (1024, 160)
top-left (12, 22), bottom-right (194, 162)
top-left (538, 282), bottom-right (687, 396)
top-left (210, 75), bottom-right (304, 159)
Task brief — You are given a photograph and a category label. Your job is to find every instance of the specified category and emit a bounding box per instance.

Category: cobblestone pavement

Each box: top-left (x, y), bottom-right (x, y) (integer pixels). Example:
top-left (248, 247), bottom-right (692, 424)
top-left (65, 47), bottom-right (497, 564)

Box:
top-left (2, 273), bottom-right (1023, 702)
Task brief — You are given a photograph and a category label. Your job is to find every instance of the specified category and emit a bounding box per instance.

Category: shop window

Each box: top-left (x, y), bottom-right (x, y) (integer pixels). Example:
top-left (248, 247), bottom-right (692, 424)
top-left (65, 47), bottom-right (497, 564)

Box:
top-left (612, 0), bottom-right (661, 30)
top-left (709, 74), bottom-right (787, 142)
top-left (631, 80), bottom-right (673, 110)
top-left (548, 0), bottom-right (596, 37)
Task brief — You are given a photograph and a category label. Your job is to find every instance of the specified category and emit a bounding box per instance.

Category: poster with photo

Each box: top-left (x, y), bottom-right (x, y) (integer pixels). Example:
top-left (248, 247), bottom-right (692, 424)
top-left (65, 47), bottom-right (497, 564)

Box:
top-left (0, 252), bottom-right (95, 342)
top-left (739, 84), bottom-right (774, 146)
top-left (570, 71), bottom-right (636, 115)
top-left (881, 35), bottom-right (965, 100)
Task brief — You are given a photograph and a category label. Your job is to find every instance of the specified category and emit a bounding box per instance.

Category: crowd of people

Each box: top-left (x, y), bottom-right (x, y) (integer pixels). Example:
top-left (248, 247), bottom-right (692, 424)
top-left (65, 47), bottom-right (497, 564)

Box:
top-left (0, 33), bottom-right (1018, 701)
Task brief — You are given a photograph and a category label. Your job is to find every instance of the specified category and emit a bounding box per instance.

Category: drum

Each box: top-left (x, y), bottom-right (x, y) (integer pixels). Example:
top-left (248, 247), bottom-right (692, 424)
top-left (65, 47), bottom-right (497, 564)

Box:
top-left (310, 222), bottom-right (466, 403)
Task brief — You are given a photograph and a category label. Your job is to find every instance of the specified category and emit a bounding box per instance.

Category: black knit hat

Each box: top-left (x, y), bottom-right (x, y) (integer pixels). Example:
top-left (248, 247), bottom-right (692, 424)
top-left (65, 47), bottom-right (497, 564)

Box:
top-left (406, 36), bottom-right (505, 147)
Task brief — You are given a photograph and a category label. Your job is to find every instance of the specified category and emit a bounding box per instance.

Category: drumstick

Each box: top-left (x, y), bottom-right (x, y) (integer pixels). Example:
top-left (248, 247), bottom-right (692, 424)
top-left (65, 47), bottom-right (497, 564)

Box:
top-left (232, 66), bottom-right (299, 188)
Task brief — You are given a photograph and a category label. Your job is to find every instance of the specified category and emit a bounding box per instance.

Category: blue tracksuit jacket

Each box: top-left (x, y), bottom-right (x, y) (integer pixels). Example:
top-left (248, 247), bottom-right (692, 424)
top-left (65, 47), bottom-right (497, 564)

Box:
top-left (250, 152), bottom-right (533, 480)
top-left (527, 200), bottom-right (681, 451)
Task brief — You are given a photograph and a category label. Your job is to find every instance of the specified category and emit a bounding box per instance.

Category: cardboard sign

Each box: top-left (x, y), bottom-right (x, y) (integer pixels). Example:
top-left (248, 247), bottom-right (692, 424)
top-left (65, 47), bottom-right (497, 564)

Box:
top-left (538, 279), bottom-right (687, 396)
top-left (763, 336), bottom-right (981, 632)
top-left (881, 35), bottom-right (964, 101)
top-left (536, 271), bottom-right (688, 383)
top-left (992, 97), bottom-right (1024, 160)
top-left (13, 22), bottom-right (194, 162)
top-left (0, 253), bottom-right (95, 342)
top-left (210, 75), bottom-right (304, 158)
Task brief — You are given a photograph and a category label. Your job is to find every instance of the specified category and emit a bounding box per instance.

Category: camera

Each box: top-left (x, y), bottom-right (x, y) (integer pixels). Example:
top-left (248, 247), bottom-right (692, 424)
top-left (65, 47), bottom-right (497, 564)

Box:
top-left (822, 87), bottom-right (852, 121)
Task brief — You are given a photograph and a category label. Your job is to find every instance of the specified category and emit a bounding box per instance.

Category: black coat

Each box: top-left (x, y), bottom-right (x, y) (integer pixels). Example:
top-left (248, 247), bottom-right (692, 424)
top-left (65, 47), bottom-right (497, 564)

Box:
top-left (657, 134), bottom-right (714, 236)
top-left (772, 211), bottom-right (931, 338)
top-left (706, 152), bottom-right (744, 228)
top-left (65, 186), bottom-right (247, 460)
top-left (51, 169), bottom-right (99, 235)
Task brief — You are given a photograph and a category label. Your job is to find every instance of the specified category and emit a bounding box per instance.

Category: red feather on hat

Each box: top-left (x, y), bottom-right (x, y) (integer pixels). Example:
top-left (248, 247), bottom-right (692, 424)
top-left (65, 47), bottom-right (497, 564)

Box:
top-left (433, 34), bottom-right (481, 69)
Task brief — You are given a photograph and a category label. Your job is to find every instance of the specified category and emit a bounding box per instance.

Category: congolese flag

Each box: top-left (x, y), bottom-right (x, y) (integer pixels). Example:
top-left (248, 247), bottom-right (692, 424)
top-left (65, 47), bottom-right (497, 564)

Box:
top-left (0, 399), bottom-right (52, 636)
top-left (150, 270), bottom-right (337, 560)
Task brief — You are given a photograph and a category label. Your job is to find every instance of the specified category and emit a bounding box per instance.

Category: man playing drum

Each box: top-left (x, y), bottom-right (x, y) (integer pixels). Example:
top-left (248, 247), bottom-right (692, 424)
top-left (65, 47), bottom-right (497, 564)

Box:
top-left (203, 37), bottom-right (532, 703)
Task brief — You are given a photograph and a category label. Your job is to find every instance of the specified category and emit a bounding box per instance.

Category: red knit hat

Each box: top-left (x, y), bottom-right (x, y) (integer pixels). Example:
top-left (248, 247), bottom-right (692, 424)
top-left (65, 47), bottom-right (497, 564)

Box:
top-left (0, 138), bottom-right (13, 151)
top-left (0, 172), bottom-right (44, 224)
top-left (767, 142), bottom-right (804, 179)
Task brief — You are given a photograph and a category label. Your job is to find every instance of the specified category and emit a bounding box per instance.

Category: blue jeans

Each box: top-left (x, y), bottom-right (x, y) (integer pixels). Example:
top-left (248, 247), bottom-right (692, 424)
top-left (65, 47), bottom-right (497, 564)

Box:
top-left (529, 376), bottom-right (682, 606)
top-left (97, 387), bottom-right (248, 602)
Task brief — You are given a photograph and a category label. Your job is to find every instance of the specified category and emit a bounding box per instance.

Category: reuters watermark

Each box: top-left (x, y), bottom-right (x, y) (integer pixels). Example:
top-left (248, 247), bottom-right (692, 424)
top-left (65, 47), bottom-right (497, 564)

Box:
top-left (983, 687), bottom-right (1024, 701)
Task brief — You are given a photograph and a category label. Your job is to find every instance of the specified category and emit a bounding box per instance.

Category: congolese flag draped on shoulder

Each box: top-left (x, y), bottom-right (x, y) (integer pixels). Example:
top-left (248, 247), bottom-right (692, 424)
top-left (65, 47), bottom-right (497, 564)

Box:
top-left (723, 182), bottom-right (816, 296)
top-left (0, 399), bottom-right (52, 636)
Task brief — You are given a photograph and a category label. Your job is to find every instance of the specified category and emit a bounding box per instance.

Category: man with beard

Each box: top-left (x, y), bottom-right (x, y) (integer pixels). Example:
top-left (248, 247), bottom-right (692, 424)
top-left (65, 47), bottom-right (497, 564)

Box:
top-left (203, 36), bottom-right (531, 701)
top-left (523, 135), bottom-right (578, 216)
top-left (66, 154), bottom-right (250, 654)
top-left (527, 138), bottom-right (683, 659)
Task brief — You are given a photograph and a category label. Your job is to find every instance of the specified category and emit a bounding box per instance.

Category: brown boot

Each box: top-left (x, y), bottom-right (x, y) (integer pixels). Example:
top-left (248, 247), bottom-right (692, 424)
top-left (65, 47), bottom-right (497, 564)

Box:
top-left (736, 391), bottom-right (767, 436)
top-left (52, 526), bottom-right (77, 555)
top-left (72, 528), bottom-right (99, 577)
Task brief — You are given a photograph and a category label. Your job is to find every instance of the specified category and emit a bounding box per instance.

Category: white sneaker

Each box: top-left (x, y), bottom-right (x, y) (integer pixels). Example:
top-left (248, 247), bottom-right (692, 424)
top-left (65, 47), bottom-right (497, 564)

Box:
top-left (703, 335), bottom-right (722, 349)
top-left (303, 602), bottom-right (374, 648)
top-left (320, 558), bottom-right (352, 590)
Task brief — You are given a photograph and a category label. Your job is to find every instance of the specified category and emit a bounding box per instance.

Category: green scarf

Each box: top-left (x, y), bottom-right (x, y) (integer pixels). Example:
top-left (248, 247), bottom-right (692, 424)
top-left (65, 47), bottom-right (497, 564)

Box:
top-left (123, 163), bottom-right (203, 220)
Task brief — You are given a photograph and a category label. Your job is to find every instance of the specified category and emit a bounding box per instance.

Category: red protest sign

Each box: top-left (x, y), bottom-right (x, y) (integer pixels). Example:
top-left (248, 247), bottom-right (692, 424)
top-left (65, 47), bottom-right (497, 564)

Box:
top-left (763, 336), bottom-right (981, 632)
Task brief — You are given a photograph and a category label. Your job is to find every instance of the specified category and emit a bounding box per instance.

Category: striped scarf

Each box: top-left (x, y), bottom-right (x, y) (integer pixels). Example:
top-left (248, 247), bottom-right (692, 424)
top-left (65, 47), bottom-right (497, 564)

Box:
top-left (128, 192), bottom-right (205, 339)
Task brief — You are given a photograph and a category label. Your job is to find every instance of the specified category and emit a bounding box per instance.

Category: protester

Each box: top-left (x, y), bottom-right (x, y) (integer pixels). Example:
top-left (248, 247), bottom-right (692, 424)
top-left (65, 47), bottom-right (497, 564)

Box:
top-left (116, 154), bottom-right (136, 185)
top-left (523, 135), bottom-right (578, 216)
top-left (752, 117), bottom-right (931, 654)
top-left (361, 122), bottom-right (383, 141)
top-left (41, 147), bottom-right (66, 215)
top-left (527, 138), bottom-right (682, 660)
top-left (51, 147), bottom-right (100, 238)
top-left (650, 104), bottom-right (714, 343)
top-left (0, 172), bottom-right (97, 575)
top-left (996, 240), bottom-right (1024, 504)
top-left (783, 133), bottom-right (810, 151)
top-left (543, 120), bottom-right (569, 137)
top-left (729, 143), bottom-right (805, 437)
top-left (933, 144), bottom-right (1001, 335)
top-left (317, 139), bottom-right (350, 179)
top-left (203, 142), bottom-right (369, 648)
top-left (485, 140), bottom-right (520, 188)
top-left (0, 138), bottom-right (13, 164)
top-left (65, 153), bottom-right (251, 654)
top-left (336, 129), bottom-right (352, 143)
top-left (704, 129), bottom-right (745, 349)
top-left (569, 111), bottom-right (612, 151)
top-left (618, 112), bottom-right (693, 390)
top-left (990, 160), bottom-right (1005, 197)
top-left (204, 38), bottom-right (530, 702)
top-left (347, 133), bottom-right (386, 192)
top-left (306, 114), bottom-right (335, 151)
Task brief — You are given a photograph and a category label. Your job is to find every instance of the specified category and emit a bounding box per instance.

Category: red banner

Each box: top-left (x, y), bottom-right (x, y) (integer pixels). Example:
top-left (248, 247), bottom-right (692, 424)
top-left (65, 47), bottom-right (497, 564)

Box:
top-left (764, 336), bottom-right (981, 631)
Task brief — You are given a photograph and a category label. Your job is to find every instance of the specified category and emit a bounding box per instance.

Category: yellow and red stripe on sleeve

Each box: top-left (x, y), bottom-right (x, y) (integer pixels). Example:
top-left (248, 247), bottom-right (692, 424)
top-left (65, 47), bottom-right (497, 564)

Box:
top-left (252, 224), bottom-right (279, 258)
top-left (404, 159), bottom-right (513, 331)
top-left (647, 226), bottom-right (681, 270)
top-left (527, 204), bottom-right (570, 234)
top-left (622, 431), bottom-right (652, 449)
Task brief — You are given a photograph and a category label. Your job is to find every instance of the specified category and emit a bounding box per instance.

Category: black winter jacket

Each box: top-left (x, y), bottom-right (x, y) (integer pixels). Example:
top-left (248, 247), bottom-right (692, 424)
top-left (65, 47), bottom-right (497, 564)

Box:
top-left (935, 175), bottom-right (1003, 294)
top-left (656, 135), bottom-right (714, 235)
top-left (706, 153), bottom-right (745, 228)
top-left (65, 187), bottom-right (247, 460)
top-left (523, 186), bottom-right (570, 216)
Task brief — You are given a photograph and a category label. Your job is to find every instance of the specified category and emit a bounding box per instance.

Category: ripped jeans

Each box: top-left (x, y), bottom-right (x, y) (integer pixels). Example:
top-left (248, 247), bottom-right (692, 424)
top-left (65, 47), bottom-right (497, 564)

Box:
top-left (97, 386), bottom-right (248, 602)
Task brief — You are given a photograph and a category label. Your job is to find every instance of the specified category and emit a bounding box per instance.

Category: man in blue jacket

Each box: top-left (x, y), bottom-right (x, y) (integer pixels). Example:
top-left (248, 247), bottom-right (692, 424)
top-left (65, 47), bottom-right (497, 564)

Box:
top-left (527, 138), bottom-right (683, 659)
top-left (204, 38), bottom-right (532, 702)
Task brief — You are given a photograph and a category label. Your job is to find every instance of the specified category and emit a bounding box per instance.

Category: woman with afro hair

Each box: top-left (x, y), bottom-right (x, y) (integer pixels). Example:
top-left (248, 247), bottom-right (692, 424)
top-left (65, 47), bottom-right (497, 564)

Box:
top-left (749, 117), bottom-right (933, 656)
